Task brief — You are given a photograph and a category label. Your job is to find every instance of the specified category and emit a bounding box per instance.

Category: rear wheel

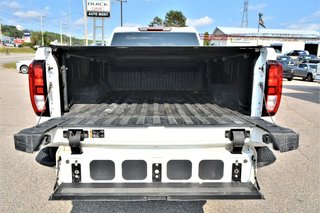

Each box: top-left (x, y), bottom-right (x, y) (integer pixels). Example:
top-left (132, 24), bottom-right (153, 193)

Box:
top-left (306, 74), bottom-right (313, 82)
top-left (287, 77), bottom-right (293, 81)
top-left (20, 65), bottom-right (29, 74)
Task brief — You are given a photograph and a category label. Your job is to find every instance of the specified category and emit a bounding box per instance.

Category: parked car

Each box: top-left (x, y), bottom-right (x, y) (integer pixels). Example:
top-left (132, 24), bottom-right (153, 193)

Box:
top-left (286, 50), bottom-right (309, 60)
top-left (286, 50), bottom-right (309, 57)
top-left (315, 64), bottom-right (320, 81)
top-left (296, 54), bottom-right (320, 64)
top-left (16, 59), bottom-right (33, 74)
top-left (14, 43), bottom-right (23, 48)
top-left (277, 56), bottom-right (295, 81)
top-left (274, 49), bottom-right (282, 57)
top-left (292, 63), bottom-right (317, 82)
top-left (3, 42), bottom-right (15, 47)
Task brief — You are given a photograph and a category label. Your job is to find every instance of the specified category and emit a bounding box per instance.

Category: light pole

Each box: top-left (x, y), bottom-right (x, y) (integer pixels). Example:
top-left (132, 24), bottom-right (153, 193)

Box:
top-left (40, 15), bottom-right (44, 46)
top-left (0, 22), bottom-right (2, 47)
top-left (117, 0), bottom-right (127, 27)
top-left (82, 0), bottom-right (88, 45)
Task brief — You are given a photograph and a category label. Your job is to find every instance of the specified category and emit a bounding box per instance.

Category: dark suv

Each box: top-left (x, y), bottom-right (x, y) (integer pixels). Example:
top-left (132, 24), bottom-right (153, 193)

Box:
top-left (296, 54), bottom-right (320, 64)
top-left (277, 56), bottom-right (295, 81)
top-left (286, 50), bottom-right (309, 57)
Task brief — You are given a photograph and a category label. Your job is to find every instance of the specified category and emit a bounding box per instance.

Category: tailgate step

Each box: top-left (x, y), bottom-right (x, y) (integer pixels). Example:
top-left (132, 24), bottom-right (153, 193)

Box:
top-left (50, 182), bottom-right (262, 201)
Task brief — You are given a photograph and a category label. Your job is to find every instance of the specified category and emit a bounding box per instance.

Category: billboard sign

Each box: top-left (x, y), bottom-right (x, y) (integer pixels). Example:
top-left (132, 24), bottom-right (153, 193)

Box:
top-left (87, 0), bottom-right (111, 18)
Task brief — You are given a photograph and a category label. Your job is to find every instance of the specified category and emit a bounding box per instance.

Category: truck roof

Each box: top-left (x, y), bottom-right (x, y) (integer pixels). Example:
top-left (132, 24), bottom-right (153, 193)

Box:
top-left (112, 26), bottom-right (200, 33)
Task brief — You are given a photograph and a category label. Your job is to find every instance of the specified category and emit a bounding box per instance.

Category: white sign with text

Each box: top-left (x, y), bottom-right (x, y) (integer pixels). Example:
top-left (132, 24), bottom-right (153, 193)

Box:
top-left (87, 0), bottom-right (111, 17)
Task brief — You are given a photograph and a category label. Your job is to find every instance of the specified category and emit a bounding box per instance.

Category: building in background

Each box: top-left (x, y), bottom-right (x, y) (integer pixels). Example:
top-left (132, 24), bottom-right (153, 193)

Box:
top-left (23, 30), bottom-right (31, 43)
top-left (1, 35), bottom-right (14, 45)
top-left (205, 27), bottom-right (320, 56)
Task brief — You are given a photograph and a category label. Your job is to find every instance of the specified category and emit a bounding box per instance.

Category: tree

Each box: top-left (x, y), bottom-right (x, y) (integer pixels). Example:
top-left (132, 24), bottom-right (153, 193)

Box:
top-left (203, 32), bottom-right (210, 46)
top-left (31, 32), bottom-right (50, 46)
top-left (2, 25), bottom-right (23, 38)
top-left (163, 10), bottom-right (187, 27)
top-left (149, 16), bottom-right (163, 27)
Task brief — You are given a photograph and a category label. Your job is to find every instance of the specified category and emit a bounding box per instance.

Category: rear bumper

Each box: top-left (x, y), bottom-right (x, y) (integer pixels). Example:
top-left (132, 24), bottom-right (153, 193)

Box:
top-left (50, 182), bottom-right (262, 201)
top-left (282, 72), bottom-right (294, 79)
top-left (14, 117), bottom-right (299, 154)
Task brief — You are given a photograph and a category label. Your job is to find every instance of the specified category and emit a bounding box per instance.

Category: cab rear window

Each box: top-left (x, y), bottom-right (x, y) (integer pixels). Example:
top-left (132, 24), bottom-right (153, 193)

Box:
top-left (110, 32), bottom-right (200, 46)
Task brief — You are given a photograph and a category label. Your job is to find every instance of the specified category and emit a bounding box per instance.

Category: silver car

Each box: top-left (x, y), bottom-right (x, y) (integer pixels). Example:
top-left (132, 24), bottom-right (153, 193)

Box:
top-left (292, 63), bottom-right (317, 82)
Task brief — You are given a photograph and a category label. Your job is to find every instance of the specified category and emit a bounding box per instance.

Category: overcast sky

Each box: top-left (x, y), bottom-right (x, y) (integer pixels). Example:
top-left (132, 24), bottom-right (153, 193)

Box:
top-left (0, 0), bottom-right (319, 41)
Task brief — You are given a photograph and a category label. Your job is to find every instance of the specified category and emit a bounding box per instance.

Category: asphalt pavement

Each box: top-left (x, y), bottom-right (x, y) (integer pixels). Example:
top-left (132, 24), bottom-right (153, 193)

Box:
top-left (204, 79), bottom-right (320, 213)
top-left (0, 55), bottom-right (319, 212)
top-left (0, 53), bottom-right (34, 64)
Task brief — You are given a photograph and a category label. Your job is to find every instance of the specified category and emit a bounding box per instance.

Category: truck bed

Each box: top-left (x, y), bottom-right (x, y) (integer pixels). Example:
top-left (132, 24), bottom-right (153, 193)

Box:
top-left (62, 91), bottom-right (250, 127)
top-left (15, 89), bottom-right (299, 154)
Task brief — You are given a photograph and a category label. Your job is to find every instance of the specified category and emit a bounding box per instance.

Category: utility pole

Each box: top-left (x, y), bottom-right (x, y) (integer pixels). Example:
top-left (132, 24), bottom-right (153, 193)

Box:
top-left (60, 20), bottom-right (63, 45)
top-left (62, 23), bottom-right (68, 45)
top-left (93, 18), bottom-right (96, 45)
top-left (117, 0), bottom-right (127, 27)
top-left (0, 20), bottom-right (2, 47)
top-left (69, 6), bottom-right (72, 45)
top-left (93, 18), bottom-right (105, 46)
top-left (241, 0), bottom-right (249, 28)
top-left (82, 0), bottom-right (88, 45)
top-left (40, 15), bottom-right (44, 46)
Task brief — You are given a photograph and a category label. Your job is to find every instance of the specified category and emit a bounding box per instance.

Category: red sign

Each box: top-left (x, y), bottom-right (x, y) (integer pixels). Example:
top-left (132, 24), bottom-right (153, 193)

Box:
top-left (14, 38), bottom-right (24, 44)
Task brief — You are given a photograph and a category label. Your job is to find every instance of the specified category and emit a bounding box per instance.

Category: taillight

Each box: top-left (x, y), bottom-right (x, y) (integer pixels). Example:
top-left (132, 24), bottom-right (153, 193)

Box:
top-left (262, 60), bottom-right (283, 116)
top-left (29, 61), bottom-right (49, 116)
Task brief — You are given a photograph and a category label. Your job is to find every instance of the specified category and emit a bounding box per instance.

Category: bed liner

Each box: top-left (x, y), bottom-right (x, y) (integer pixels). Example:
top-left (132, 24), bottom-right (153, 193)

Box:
top-left (64, 91), bottom-right (250, 127)
top-left (14, 91), bottom-right (299, 153)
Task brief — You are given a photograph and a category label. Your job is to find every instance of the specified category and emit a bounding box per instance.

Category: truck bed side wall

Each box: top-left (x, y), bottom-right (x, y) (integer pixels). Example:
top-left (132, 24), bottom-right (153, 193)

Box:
top-left (53, 47), bottom-right (260, 115)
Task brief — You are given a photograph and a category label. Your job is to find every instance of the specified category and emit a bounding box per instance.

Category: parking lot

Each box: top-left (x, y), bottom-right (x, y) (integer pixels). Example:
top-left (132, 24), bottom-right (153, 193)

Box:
top-left (0, 54), bottom-right (319, 213)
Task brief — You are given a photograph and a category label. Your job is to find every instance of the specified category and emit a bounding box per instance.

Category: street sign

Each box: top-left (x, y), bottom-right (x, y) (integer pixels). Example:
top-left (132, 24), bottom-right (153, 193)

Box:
top-left (87, 0), bottom-right (111, 17)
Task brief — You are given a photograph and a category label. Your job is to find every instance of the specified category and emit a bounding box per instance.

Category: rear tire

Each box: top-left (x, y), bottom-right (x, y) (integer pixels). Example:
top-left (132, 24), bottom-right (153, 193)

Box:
top-left (287, 78), bottom-right (293, 81)
top-left (306, 74), bottom-right (313, 82)
top-left (20, 65), bottom-right (29, 74)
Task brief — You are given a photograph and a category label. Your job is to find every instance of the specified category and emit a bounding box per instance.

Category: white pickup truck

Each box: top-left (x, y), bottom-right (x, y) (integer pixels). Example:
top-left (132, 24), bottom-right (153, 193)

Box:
top-left (14, 27), bottom-right (298, 200)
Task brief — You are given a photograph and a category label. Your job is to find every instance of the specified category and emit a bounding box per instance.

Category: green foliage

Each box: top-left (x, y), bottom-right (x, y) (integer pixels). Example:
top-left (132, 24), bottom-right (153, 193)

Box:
top-left (149, 16), bottom-right (163, 27)
top-left (2, 62), bottom-right (16, 70)
top-left (163, 10), bottom-right (187, 27)
top-left (31, 32), bottom-right (51, 46)
top-left (1, 25), bottom-right (23, 38)
top-left (22, 42), bottom-right (34, 48)
top-left (0, 47), bottom-right (35, 54)
top-left (39, 31), bottom-right (86, 46)
top-left (203, 32), bottom-right (210, 46)
top-left (31, 32), bottom-right (41, 46)
top-left (149, 10), bottom-right (187, 28)
top-left (2, 24), bottom-right (85, 46)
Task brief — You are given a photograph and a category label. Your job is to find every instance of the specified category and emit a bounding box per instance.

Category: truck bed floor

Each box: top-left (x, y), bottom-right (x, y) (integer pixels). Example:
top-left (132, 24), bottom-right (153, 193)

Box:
top-left (62, 91), bottom-right (251, 127)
